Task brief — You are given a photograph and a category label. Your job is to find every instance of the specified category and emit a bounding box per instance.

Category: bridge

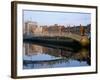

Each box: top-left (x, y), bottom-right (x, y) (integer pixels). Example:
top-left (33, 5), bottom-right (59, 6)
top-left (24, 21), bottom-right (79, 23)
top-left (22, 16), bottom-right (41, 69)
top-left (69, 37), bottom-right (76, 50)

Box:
top-left (23, 32), bottom-right (90, 47)
top-left (24, 32), bottom-right (82, 41)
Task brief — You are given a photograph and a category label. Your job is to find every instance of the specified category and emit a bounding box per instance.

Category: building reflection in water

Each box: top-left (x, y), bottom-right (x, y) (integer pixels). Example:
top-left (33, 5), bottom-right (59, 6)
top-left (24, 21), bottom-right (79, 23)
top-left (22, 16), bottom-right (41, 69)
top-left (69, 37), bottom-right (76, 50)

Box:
top-left (23, 42), bottom-right (90, 69)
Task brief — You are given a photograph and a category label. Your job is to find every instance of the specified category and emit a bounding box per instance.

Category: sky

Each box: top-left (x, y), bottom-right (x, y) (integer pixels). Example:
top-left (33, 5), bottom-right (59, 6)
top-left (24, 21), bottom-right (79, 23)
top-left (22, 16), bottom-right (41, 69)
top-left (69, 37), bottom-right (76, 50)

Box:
top-left (23, 10), bottom-right (91, 26)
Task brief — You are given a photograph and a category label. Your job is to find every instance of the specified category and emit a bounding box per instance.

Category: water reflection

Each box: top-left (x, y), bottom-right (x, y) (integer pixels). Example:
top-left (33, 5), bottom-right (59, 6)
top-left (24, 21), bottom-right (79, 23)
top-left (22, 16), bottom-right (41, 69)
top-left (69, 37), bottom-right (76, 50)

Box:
top-left (23, 42), bottom-right (90, 69)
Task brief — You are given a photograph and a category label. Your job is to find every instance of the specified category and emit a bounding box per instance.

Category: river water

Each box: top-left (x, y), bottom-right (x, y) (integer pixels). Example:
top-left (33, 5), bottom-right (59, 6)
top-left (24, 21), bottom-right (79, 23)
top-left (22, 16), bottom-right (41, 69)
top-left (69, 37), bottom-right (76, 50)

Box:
top-left (23, 42), bottom-right (90, 69)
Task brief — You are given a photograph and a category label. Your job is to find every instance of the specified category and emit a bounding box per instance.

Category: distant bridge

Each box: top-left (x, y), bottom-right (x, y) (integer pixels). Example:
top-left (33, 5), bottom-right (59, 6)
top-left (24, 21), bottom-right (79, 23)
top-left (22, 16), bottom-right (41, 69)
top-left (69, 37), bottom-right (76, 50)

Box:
top-left (24, 32), bottom-right (82, 42)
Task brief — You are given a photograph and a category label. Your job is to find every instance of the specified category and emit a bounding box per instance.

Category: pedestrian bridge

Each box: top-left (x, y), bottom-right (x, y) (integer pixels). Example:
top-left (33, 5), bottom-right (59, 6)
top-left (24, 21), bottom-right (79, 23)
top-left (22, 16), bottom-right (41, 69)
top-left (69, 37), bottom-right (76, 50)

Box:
top-left (24, 32), bottom-right (82, 42)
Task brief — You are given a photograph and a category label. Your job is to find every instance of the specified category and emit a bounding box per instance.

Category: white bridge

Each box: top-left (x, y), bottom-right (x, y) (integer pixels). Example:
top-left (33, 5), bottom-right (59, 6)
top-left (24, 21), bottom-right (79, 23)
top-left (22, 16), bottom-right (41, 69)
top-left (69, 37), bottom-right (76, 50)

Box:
top-left (24, 32), bottom-right (83, 42)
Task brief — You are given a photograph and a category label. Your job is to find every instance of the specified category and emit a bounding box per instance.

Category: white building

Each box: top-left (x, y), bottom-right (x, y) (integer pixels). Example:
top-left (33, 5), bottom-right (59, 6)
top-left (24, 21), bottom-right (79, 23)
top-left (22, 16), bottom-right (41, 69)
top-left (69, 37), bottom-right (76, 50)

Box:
top-left (24, 21), bottom-right (38, 35)
top-left (24, 21), bottom-right (43, 36)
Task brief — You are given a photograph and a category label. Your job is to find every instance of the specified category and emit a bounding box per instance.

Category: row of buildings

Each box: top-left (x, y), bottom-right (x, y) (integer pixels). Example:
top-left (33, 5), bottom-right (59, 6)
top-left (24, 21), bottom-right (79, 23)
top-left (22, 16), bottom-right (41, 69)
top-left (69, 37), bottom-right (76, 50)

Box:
top-left (23, 21), bottom-right (90, 36)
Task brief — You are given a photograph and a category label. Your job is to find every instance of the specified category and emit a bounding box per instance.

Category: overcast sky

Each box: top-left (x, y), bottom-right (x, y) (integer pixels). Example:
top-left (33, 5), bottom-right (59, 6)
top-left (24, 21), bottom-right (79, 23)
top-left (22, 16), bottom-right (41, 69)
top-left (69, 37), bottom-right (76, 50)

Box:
top-left (23, 10), bottom-right (91, 26)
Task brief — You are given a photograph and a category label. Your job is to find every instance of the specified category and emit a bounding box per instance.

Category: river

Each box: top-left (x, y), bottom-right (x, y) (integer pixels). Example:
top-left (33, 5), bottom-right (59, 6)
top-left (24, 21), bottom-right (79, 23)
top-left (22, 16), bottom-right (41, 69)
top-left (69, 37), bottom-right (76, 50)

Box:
top-left (23, 42), bottom-right (90, 69)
